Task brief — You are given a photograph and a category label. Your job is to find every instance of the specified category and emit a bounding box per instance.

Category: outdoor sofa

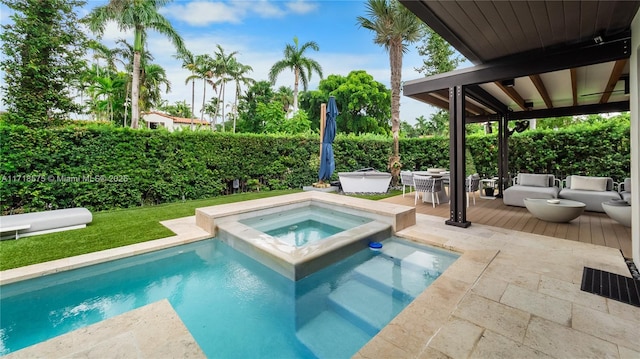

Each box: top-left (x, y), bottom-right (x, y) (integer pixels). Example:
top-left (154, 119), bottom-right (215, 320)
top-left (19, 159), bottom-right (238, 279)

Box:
top-left (619, 177), bottom-right (632, 204)
top-left (0, 207), bottom-right (92, 240)
top-left (503, 173), bottom-right (560, 207)
top-left (558, 175), bottom-right (621, 212)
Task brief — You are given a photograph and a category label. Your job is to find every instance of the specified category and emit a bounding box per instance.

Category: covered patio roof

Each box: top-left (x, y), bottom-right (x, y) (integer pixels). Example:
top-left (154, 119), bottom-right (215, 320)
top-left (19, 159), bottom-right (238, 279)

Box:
top-left (401, 0), bottom-right (638, 121)
top-left (399, 0), bottom-right (638, 230)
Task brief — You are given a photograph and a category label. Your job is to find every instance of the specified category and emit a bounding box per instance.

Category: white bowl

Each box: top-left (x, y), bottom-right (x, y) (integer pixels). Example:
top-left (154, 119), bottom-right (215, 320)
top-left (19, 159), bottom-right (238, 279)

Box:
top-left (547, 199), bottom-right (560, 204)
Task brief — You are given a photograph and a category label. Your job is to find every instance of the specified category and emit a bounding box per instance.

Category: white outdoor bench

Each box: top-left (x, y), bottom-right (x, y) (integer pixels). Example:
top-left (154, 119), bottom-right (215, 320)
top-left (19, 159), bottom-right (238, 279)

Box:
top-left (0, 208), bottom-right (92, 240)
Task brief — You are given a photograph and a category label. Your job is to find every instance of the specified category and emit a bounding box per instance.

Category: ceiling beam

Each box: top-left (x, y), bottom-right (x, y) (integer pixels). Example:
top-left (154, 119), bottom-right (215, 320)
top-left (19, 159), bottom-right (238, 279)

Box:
top-left (411, 91), bottom-right (480, 117)
top-left (529, 74), bottom-right (553, 108)
top-left (403, 31), bottom-right (631, 97)
top-left (599, 59), bottom-right (628, 104)
top-left (570, 68), bottom-right (578, 106)
top-left (494, 81), bottom-right (526, 110)
top-left (466, 85), bottom-right (509, 114)
top-left (467, 101), bottom-right (629, 122)
top-left (431, 89), bottom-right (487, 115)
top-left (412, 92), bottom-right (449, 109)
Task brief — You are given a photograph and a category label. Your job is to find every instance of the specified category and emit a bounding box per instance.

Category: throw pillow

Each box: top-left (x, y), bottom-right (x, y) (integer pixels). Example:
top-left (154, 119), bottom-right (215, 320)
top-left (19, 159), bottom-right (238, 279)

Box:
top-left (519, 173), bottom-right (550, 187)
top-left (570, 176), bottom-right (607, 191)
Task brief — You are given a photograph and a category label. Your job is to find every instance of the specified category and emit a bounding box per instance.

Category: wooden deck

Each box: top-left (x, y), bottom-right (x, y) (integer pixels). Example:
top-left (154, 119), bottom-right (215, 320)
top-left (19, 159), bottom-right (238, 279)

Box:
top-left (381, 191), bottom-right (632, 258)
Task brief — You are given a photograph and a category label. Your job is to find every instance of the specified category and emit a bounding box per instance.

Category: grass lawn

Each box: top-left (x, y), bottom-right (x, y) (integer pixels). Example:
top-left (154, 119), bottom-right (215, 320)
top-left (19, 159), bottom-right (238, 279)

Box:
top-left (0, 189), bottom-right (402, 270)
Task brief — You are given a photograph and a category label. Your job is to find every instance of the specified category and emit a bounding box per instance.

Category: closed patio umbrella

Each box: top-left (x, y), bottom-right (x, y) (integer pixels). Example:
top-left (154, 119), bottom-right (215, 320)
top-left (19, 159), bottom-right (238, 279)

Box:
top-left (318, 96), bottom-right (337, 182)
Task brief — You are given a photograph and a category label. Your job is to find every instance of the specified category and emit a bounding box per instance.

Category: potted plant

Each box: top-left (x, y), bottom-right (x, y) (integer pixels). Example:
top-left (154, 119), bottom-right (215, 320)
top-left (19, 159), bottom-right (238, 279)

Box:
top-left (483, 185), bottom-right (495, 197)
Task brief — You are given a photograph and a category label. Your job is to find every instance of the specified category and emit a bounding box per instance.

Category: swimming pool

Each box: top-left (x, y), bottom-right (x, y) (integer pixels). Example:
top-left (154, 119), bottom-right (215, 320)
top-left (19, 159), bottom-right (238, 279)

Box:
top-left (0, 237), bottom-right (458, 358)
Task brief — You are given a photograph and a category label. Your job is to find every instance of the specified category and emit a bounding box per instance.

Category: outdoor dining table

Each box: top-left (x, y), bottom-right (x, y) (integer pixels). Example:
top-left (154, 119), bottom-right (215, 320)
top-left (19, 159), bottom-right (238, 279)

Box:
top-left (413, 171), bottom-right (449, 204)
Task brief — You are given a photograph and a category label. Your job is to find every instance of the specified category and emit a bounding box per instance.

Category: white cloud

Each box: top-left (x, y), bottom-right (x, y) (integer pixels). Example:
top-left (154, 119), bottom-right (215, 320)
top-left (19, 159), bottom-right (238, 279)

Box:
top-left (161, 1), bottom-right (246, 26)
top-left (285, 1), bottom-right (319, 15)
top-left (161, 0), bottom-right (320, 26)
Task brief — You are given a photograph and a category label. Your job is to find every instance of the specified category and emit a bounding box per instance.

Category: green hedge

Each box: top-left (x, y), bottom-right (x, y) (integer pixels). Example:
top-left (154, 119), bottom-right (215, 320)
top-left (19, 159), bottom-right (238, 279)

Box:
top-left (0, 121), bottom-right (630, 213)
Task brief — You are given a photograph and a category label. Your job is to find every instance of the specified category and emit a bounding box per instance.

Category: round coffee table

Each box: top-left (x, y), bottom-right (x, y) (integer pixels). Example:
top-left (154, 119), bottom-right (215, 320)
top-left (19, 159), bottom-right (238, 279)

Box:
top-left (523, 198), bottom-right (586, 223)
top-left (602, 201), bottom-right (631, 227)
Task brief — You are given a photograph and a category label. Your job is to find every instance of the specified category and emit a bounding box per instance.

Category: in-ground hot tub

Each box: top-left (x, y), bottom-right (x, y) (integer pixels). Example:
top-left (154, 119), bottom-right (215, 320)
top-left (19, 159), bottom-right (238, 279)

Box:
top-left (195, 191), bottom-right (415, 280)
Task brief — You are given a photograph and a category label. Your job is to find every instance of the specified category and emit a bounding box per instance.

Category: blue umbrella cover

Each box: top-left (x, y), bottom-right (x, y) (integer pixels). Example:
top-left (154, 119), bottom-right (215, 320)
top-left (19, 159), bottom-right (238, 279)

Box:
top-left (318, 96), bottom-right (337, 181)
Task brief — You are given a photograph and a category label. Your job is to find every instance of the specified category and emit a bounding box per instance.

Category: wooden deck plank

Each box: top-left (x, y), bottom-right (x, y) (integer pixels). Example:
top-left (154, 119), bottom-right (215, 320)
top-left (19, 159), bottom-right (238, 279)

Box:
top-left (589, 215), bottom-right (607, 247)
top-left (380, 193), bottom-right (630, 255)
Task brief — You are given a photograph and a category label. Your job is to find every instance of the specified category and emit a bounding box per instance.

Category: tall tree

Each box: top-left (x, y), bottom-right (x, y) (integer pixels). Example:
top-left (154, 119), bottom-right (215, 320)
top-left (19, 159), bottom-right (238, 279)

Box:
top-left (268, 36), bottom-right (323, 113)
top-left (274, 86), bottom-right (294, 114)
top-left (139, 63), bottom-right (171, 112)
top-left (176, 50), bottom-right (198, 129)
top-left (299, 70), bottom-right (391, 134)
top-left (185, 54), bottom-right (215, 123)
top-left (415, 26), bottom-right (462, 76)
top-left (212, 45), bottom-right (238, 131)
top-left (1, 0), bottom-right (88, 126)
top-left (228, 60), bottom-right (254, 133)
top-left (84, 0), bottom-right (186, 129)
top-left (357, 0), bottom-right (422, 179)
top-left (236, 80), bottom-right (275, 133)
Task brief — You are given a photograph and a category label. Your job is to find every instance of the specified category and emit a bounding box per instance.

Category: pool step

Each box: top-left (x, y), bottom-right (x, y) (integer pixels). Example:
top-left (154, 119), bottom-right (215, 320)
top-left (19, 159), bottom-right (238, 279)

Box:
top-left (327, 278), bottom-right (407, 334)
top-left (296, 310), bottom-right (371, 359)
top-left (353, 256), bottom-right (431, 299)
top-left (378, 241), bottom-right (447, 277)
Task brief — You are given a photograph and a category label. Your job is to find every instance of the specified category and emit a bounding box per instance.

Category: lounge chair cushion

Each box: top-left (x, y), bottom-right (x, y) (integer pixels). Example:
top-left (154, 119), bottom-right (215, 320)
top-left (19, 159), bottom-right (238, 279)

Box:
top-left (503, 185), bottom-right (559, 207)
top-left (0, 208), bottom-right (92, 238)
top-left (518, 173), bottom-right (552, 187)
top-left (570, 175), bottom-right (608, 192)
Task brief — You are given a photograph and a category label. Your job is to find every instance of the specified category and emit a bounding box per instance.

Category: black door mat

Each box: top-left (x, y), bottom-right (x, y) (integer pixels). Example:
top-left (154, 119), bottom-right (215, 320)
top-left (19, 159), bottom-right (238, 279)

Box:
top-left (581, 267), bottom-right (640, 307)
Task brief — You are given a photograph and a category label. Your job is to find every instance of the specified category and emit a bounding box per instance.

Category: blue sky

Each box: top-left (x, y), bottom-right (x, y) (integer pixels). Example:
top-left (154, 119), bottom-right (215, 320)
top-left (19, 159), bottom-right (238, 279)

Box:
top-left (1, 0), bottom-right (450, 124)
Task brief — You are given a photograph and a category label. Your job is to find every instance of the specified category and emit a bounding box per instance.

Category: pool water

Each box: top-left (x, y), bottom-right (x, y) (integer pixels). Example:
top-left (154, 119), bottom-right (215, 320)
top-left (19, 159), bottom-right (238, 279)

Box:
top-left (0, 238), bottom-right (458, 358)
top-left (239, 205), bottom-right (373, 246)
top-left (265, 219), bottom-right (343, 246)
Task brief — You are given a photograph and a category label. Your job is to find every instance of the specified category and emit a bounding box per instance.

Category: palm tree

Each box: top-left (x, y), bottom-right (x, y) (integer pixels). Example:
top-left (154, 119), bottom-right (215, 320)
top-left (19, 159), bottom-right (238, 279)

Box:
top-left (268, 36), bottom-right (323, 113)
top-left (139, 63), bottom-right (171, 111)
top-left (185, 54), bottom-right (216, 123)
top-left (274, 86), bottom-right (294, 114)
top-left (211, 45), bottom-right (238, 131)
top-left (228, 60), bottom-right (254, 133)
top-left (357, 0), bottom-right (422, 173)
top-left (176, 50), bottom-right (197, 129)
top-left (84, 0), bottom-right (186, 129)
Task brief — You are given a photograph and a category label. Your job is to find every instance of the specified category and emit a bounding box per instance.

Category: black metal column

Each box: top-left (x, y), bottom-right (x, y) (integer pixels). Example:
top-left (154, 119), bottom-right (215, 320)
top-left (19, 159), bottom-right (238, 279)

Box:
top-left (445, 85), bottom-right (471, 228)
top-left (498, 114), bottom-right (510, 196)
top-left (497, 114), bottom-right (507, 197)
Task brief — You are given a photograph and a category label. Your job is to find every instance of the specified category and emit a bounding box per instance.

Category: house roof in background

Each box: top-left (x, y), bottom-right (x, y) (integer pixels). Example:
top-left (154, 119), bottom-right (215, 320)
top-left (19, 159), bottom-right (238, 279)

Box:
top-left (143, 111), bottom-right (209, 125)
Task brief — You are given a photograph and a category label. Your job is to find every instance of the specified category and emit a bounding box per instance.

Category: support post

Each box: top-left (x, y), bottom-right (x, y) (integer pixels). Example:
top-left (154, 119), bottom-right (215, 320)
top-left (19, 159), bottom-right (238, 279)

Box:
top-left (496, 114), bottom-right (508, 197)
top-left (446, 85), bottom-right (471, 228)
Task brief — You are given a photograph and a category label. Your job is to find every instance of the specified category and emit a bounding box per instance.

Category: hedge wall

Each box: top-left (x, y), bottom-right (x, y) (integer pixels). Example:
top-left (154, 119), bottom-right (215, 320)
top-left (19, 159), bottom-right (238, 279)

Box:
top-left (0, 121), bottom-right (630, 213)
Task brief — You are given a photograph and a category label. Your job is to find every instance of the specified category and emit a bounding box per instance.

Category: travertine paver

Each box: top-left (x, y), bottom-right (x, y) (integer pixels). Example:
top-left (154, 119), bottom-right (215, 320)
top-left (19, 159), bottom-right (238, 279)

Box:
top-left (453, 293), bottom-right (531, 343)
top-left (471, 275), bottom-right (509, 302)
top-left (524, 316), bottom-right (619, 358)
top-left (619, 346), bottom-right (640, 359)
top-left (606, 297), bottom-right (640, 323)
top-left (572, 304), bottom-right (640, 352)
top-left (417, 347), bottom-right (451, 359)
top-left (353, 336), bottom-right (410, 359)
top-left (470, 330), bottom-right (553, 359)
top-left (482, 260), bottom-right (541, 291)
top-left (538, 275), bottom-right (608, 312)
top-left (428, 317), bottom-right (484, 358)
top-left (500, 284), bottom-right (572, 326)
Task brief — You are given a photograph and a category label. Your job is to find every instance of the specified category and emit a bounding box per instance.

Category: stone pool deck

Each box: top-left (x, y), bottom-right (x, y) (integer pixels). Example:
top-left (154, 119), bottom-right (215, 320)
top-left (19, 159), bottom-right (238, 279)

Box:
top-left (1, 195), bottom-right (639, 358)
